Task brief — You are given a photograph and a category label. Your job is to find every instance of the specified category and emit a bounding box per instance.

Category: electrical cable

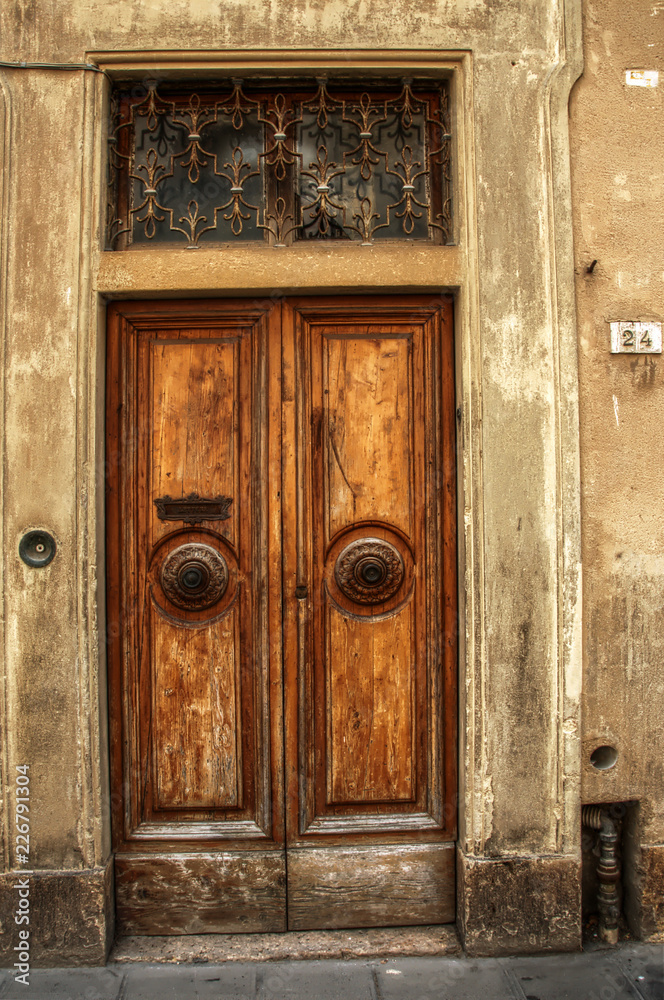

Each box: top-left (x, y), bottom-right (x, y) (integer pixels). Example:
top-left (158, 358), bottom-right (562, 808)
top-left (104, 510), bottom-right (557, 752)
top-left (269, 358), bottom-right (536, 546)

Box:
top-left (0, 60), bottom-right (109, 76)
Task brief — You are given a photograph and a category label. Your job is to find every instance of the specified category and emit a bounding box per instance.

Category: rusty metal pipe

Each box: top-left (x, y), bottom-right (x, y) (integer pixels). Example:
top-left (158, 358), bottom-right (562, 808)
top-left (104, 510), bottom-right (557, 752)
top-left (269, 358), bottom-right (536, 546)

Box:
top-left (582, 805), bottom-right (620, 945)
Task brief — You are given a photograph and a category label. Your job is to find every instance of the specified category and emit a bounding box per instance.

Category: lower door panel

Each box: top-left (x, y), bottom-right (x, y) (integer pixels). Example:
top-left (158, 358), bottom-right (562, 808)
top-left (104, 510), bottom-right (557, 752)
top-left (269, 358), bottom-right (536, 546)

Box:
top-left (287, 843), bottom-right (455, 930)
top-left (115, 853), bottom-right (287, 934)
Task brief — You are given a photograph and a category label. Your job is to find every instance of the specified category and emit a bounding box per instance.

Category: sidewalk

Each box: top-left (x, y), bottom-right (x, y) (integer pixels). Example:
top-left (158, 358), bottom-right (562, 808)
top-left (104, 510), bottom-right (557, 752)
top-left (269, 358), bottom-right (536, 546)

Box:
top-left (0, 943), bottom-right (661, 1000)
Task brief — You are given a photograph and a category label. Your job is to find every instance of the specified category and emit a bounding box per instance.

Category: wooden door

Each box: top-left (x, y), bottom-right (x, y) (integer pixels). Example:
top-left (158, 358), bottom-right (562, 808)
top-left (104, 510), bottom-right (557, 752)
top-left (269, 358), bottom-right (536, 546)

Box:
top-left (106, 295), bottom-right (456, 935)
top-left (282, 297), bottom-right (457, 929)
top-left (106, 300), bottom-right (285, 934)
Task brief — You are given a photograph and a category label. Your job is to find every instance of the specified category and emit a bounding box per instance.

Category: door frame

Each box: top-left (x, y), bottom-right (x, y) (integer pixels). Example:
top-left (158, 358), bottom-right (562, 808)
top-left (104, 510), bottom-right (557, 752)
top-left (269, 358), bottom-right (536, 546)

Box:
top-left (105, 293), bottom-right (458, 934)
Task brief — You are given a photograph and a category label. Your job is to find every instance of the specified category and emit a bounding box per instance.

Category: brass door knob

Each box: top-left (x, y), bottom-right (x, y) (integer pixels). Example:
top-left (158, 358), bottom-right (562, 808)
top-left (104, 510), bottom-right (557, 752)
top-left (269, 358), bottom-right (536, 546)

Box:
top-left (160, 544), bottom-right (228, 610)
top-left (334, 538), bottom-right (404, 605)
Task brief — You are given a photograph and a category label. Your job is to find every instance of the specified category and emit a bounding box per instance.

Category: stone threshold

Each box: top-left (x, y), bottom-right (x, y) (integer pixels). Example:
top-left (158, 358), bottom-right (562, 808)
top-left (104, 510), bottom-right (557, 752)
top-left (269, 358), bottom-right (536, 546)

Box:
top-left (110, 925), bottom-right (462, 964)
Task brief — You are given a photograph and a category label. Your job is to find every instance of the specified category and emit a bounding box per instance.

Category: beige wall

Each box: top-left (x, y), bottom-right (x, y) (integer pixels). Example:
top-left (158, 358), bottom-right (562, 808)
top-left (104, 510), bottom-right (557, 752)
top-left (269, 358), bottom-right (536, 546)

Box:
top-left (570, 0), bottom-right (664, 848)
top-left (4, 0), bottom-right (660, 962)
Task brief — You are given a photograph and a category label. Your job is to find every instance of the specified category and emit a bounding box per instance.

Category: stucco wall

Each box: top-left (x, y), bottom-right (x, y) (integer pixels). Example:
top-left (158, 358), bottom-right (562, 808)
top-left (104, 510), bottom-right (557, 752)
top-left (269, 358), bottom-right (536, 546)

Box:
top-left (0, 0), bottom-right (617, 963)
top-left (570, 1), bottom-right (664, 848)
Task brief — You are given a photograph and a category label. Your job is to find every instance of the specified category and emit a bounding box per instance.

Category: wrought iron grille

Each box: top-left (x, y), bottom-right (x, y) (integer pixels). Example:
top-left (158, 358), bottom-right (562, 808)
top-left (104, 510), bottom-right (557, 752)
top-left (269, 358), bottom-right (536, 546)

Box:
top-left (107, 78), bottom-right (452, 249)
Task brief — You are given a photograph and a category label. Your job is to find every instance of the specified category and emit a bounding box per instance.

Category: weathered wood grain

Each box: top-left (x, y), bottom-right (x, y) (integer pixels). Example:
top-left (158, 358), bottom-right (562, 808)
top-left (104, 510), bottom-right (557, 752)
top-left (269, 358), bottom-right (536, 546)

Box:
top-left (150, 337), bottom-right (238, 549)
top-left (115, 853), bottom-right (286, 935)
top-left (287, 843), bottom-right (455, 930)
top-left (152, 608), bottom-right (239, 810)
top-left (327, 601), bottom-right (414, 804)
top-left (324, 333), bottom-right (412, 541)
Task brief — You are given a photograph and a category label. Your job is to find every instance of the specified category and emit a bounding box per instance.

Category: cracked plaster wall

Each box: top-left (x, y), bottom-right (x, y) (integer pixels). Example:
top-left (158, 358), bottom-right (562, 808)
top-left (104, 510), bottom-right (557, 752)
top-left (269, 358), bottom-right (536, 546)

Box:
top-left (0, 0), bottom-right (585, 939)
top-left (570, 0), bottom-right (664, 848)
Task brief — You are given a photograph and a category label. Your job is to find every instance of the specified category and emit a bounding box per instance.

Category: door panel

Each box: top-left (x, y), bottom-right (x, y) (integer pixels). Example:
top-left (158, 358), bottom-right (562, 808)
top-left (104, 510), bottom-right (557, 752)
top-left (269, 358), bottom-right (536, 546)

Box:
top-left (114, 852), bottom-right (287, 935)
top-left (282, 298), bottom-right (456, 929)
top-left (149, 338), bottom-right (238, 549)
top-left (324, 333), bottom-right (413, 538)
top-left (327, 601), bottom-right (414, 804)
top-left (287, 844), bottom-right (456, 930)
top-left (152, 606), bottom-right (240, 810)
top-left (107, 295), bottom-right (456, 936)
top-left (106, 301), bottom-right (285, 934)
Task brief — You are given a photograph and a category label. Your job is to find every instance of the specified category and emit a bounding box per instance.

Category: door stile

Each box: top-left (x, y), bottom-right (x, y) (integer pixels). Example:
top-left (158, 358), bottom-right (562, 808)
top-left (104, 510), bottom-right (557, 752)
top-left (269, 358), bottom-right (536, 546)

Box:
top-left (439, 297), bottom-right (458, 837)
top-left (106, 306), bottom-right (126, 851)
top-left (280, 298), bottom-right (308, 848)
top-left (267, 301), bottom-right (287, 851)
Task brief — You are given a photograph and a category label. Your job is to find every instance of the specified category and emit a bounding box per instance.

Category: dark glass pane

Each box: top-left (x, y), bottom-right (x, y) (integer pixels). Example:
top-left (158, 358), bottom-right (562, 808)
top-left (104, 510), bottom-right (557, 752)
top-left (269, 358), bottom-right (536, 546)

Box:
top-left (297, 97), bottom-right (430, 242)
top-left (130, 104), bottom-right (264, 245)
top-left (298, 111), bottom-right (356, 239)
top-left (371, 112), bottom-right (429, 241)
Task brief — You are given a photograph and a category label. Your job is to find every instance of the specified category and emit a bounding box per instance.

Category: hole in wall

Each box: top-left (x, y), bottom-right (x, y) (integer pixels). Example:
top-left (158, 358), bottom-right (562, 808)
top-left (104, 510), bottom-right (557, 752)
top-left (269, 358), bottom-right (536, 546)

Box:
top-left (590, 745), bottom-right (618, 770)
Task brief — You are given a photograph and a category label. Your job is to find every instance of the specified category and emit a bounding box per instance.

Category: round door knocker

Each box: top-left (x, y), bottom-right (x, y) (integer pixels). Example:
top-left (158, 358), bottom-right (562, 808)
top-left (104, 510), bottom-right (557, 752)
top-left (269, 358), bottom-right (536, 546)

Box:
top-left (19, 530), bottom-right (56, 568)
top-left (334, 538), bottom-right (404, 605)
top-left (160, 543), bottom-right (228, 611)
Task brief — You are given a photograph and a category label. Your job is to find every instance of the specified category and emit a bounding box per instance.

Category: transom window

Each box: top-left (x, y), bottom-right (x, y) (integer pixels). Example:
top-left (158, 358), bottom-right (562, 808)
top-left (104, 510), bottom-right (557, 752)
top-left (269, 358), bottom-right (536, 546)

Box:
top-left (107, 78), bottom-right (452, 249)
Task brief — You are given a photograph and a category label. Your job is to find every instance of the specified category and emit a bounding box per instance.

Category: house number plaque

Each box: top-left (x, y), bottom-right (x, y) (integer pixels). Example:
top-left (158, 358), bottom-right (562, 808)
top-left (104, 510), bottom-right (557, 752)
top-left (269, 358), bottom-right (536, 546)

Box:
top-left (610, 322), bottom-right (661, 354)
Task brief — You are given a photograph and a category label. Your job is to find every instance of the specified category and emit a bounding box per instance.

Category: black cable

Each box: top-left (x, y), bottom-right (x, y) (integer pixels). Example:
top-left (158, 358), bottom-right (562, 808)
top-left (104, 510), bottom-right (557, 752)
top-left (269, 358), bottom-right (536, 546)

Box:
top-left (0, 60), bottom-right (108, 75)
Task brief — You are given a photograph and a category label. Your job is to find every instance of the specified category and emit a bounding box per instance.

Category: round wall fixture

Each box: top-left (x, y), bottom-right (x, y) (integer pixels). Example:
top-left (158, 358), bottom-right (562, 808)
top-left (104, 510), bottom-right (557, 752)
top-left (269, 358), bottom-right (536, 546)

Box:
top-left (19, 530), bottom-right (56, 568)
top-left (590, 745), bottom-right (618, 771)
top-left (160, 543), bottom-right (228, 611)
top-left (334, 538), bottom-right (404, 605)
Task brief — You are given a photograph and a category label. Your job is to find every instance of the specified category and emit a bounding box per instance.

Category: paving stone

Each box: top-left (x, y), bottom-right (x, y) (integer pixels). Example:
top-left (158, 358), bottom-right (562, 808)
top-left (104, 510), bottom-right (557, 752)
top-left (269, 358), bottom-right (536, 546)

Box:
top-left (506, 951), bottom-right (644, 1000)
top-left (0, 943), bottom-right (661, 1000)
top-left (373, 956), bottom-right (515, 1000)
top-left (615, 944), bottom-right (664, 1000)
top-left (255, 960), bottom-right (374, 1000)
top-left (0, 967), bottom-right (124, 1000)
top-left (122, 962), bottom-right (257, 1000)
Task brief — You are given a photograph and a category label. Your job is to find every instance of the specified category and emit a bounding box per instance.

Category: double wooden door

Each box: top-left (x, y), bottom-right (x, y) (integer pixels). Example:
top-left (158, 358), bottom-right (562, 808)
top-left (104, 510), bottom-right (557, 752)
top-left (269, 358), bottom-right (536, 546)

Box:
top-left (106, 295), bottom-right (457, 935)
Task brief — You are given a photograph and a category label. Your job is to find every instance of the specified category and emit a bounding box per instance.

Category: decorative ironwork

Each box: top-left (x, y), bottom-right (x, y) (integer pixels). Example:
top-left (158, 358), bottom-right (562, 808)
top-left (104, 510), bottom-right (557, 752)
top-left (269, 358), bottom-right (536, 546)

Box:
top-left (154, 493), bottom-right (232, 525)
top-left (107, 78), bottom-right (452, 249)
top-left (160, 543), bottom-right (229, 610)
top-left (335, 538), bottom-right (404, 605)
